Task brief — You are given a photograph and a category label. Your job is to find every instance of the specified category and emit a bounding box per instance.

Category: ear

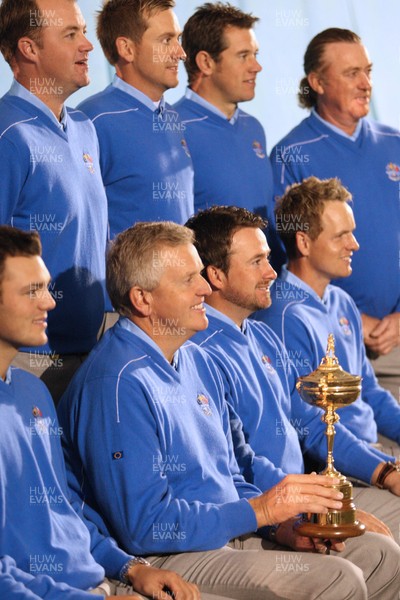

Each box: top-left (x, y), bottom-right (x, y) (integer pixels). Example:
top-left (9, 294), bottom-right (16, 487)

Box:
top-left (295, 231), bottom-right (311, 257)
top-left (115, 36), bottom-right (135, 63)
top-left (205, 264), bottom-right (226, 291)
top-left (307, 71), bottom-right (325, 95)
top-left (128, 286), bottom-right (152, 316)
top-left (17, 37), bottom-right (40, 62)
top-left (195, 50), bottom-right (215, 76)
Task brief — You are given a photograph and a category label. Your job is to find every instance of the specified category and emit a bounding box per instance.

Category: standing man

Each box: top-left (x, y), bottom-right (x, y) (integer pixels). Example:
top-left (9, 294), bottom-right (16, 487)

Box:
top-left (186, 206), bottom-right (400, 545)
top-left (0, 225), bottom-right (202, 600)
top-left (0, 0), bottom-right (108, 401)
top-left (174, 2), bottom-right (284, 267)
top-left (270, 28), bottom-right (400, 398)
top-left (78, 0), bottom-right (193, 241)
top-left (254, 176), bottom-right (400, 458)
top-left (56, 222), bottom-right (392, 600)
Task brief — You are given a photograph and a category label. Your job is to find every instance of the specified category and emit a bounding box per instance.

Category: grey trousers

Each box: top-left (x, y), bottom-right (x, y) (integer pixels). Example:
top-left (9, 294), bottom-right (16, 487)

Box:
top-left (89, 577), bottom-right (230, 599)
top-left (371, 345), bottom-right (400, 402)
top-left (144, 532), bottom-right (400, 599)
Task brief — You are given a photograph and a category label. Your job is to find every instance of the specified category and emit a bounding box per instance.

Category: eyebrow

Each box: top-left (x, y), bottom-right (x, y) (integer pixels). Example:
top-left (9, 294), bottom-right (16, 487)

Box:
top-left (156, 30), bottom-right (181, 39)
top-left (21, 281), bottom-right (50, 292)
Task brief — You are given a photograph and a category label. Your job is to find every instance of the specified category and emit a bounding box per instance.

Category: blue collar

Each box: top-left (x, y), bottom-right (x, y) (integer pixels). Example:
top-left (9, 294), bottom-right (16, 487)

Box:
top-left (112, 75), bottom-right (166, 113)
top-left (9, 79), bottom-right (67, 130)
top-left (312, 107), bottom-right (362, 141)
top-left (185, 87), bottom-right (239, 125)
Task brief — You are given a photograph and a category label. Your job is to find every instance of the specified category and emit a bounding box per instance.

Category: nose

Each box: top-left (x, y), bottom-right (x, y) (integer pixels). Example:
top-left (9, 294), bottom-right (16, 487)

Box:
top-left (175, 40), bottom-right (186, 62)
top-left (39, 289), bottom-right (56, 312)
top-left (359, 71), bottom-right (372, 89)
top-left (199, 275), bottom-right (212, 298)
top-left (252, 56), bottom-right (262, 73)
top-left (349, 233), bottom-right (360, 252)
top-left (80, 33), bottom-right (94, 53)
top-left (263, 258), bottom-right (277, 280)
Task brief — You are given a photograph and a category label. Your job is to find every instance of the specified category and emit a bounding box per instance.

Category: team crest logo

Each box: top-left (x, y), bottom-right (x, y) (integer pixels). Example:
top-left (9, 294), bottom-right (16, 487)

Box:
top-left (261, 355), bottom-right (275, 373)
top-left (83, 151), bottom-right (95, 174)
top-left (32, 406), bottom-right (43, 418)
top-left (181, 138), bottom-right (191, 159)
top-left (252, 140), bottom-right (266, 159)
top-left (386, 162), bottom-right (400, 182)
top-left (339, 316), bottom-right (352, 336)
top-left (196, 393), bottom-right (212, 416)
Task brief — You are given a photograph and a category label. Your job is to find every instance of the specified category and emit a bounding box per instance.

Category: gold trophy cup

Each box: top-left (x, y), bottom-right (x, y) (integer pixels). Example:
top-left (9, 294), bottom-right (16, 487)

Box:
top-left (295, 334), bottom-right (366, 539)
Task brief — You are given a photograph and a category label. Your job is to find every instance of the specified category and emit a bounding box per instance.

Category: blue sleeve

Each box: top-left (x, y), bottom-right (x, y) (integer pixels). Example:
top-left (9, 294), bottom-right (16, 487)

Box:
top-left (359, 337), bottom-right (400, 443)
top-left (0, 137), bottom-right (27, 223)
top-left (0, 556), bottom-right (102, 600)
top-left (277, 313), bottom-right (393, 482)
top-left (64, 376), bottom-right (257, 555)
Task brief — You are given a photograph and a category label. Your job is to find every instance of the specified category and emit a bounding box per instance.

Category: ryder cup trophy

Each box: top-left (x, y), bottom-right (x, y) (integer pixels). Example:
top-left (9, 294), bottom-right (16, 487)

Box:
top-left (295, 334), bottom-right (366, 539)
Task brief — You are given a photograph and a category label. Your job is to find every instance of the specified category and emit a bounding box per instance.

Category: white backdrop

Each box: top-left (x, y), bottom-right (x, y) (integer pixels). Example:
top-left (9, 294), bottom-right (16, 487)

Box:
top-left (1, 0), bottom-right (399, 149)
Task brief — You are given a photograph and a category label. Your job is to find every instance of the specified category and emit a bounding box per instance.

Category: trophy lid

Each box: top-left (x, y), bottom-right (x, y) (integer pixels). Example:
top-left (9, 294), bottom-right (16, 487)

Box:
top-left (296, 334), bottom-right (361, 407)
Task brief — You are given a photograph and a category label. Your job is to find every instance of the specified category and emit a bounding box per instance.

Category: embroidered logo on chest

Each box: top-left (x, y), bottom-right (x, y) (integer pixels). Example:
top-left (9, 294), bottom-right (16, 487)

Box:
top-left (386, 162), bottom-right (400, 182)
top-left (261, 355), bottom-right (275, 374)
top-left (252, 140), bottom-right (266, 159)
top-left (83, 151), bottom-right (95, 174)
top-left (196, 393), bottom-right (212, 416)
top-left (339, 316), bottom-right (352, 336)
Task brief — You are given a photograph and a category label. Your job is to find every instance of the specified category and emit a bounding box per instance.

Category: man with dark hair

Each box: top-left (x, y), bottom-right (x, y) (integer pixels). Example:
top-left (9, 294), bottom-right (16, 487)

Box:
top-left (186, 206), bottom-right (400, 554)
top-left (269, 27), bottom-right (400, 399)
top-left (56, 221), bottom-right (381, 600)
top-left (78, 0), bottom-right (193, 279)
top-left (0, 0), bottom-right (108, 402)
top-left (0, 225), bottom-right (202, 599)
top-left (255, 176), bottom-right (400, 457)
top-left (174, 3), bottom-right (284, 265)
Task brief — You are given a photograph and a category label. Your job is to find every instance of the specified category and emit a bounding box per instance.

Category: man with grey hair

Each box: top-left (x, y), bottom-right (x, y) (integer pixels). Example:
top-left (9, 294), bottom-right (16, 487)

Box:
top-left (269, 27), bottom-right (400, 400)
top-left (59, 221), bottom-right (400, 600)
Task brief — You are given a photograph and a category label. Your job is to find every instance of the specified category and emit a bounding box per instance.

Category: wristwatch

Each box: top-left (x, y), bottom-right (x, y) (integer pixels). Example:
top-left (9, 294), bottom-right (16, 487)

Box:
top-left (375, 461), bottom-right (400, 489)
top-left (119, 556), bottom-right (151, 584)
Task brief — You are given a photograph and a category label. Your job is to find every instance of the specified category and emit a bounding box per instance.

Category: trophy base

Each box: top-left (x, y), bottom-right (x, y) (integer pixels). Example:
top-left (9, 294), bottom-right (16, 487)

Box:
top-left (295, 476), bottom-right (366, 539)
top-left (295, 520), bottom-right (366, 539)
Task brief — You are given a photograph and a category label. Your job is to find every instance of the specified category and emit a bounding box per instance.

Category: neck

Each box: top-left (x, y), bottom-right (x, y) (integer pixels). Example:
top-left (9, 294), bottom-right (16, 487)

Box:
top-left (206, 295), bottom-right (248, 328)
top-left (0, 342), bottom-right (17, 382)
top-left (315, 105), bottom-right (359, 136)
top-left (130, 316), bottom-right (186, 363)
top-left (190, 80), bottom-right (237, 119)
top-left (17, 75), bottom-right (65, 120)
top-left (287, 260), bottom-right (328, 299)
top-left (116, 69), bottom-right (163, 102)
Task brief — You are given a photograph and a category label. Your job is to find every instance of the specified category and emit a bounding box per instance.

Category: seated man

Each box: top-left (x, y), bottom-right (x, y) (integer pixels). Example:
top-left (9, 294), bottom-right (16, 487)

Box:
top-left (57, 222), bottom-right (399, 599)
top-left (0, 226), bottom-right (202, 600)
top-left (186, 206), bottom-right (400, 547)
top-left (254, 176), bottom-right (400, 459)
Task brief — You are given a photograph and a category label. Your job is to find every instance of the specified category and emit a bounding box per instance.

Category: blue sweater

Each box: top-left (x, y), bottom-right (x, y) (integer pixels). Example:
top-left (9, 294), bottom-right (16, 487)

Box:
top-left (0, 368), bottom-right (131, 599)
top-left (57, 319), bottom-right (259, 556)
top-left (192, 306), bottom-right (390, 489)
top-left (174, 93), bottom-right (286, 269)
top-left (254, 268), bottom-right (400, 445)
top-left (270, 113), bottom-right (400, 318)
top-left (78, 80), bottom-right (194, 238)
top-left (0, 88), bottom-right (107, 354)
